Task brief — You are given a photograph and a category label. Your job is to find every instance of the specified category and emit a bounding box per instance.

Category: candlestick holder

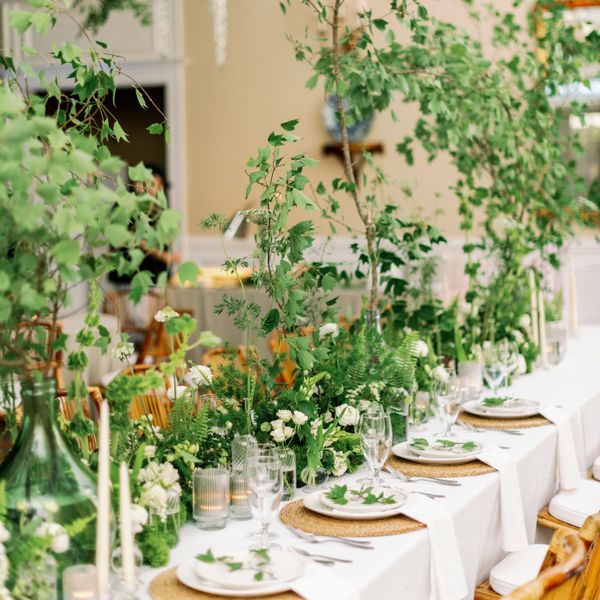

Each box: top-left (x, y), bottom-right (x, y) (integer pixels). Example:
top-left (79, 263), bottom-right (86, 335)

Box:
top-left (63, 564), bottom-right (97, 600)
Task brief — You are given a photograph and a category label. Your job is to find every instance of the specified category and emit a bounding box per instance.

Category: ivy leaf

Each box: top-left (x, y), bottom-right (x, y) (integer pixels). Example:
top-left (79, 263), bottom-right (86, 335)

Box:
top-left (178, 261), bottom-right (199, 285)
top-left (196, 549), bottom-right (216, 563)
top-left (128, 162), bottom-right (153, 182)
top-left (147, 123), bottom-right (164, 135)
top-left (113, 120), bottom-right (128, 142)
top-left (325, 484), bottom-right (348, 505)
top-left (261, 308), bottom-right (280, 335)
top-left (280, 118), bottom-right (299, 131)
top-left (135, 88), bottom-right (148, 109)
top-left (30, 11), bottom-right (52, 35)
top-left (105, 224), bottom-right (131, 248)
top-left (52, 240), bottom-right (79, 266)
top-left (9, 11), bottom-right (32, 34)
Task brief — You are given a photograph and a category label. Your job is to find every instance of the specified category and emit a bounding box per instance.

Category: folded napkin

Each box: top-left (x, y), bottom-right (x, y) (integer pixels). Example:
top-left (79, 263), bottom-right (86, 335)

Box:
top-left (478, 447), bottom-right (528, 552)
top-left (291, 561), bottom-right (359, 600)
top-left (538, 404), bottom-right (581, 490)
top-left (401, 494), bottom-right (468, 600)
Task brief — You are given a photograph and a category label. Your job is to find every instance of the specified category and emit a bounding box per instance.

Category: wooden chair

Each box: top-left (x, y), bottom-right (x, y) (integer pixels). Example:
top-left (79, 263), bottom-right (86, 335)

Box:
top-left (201, 345), bottom-right (253, 378)
top-left (20, 320), bottom-right (65, 390)
top-left (125, 364), bottom-right (172, 430)
top-left (57, 387), bottom-right (103, 452)
top-left (103, 288), bottom-right (163, 338)
top-left (503, 528), bottom-right (585, 599)
top-left (537, 507), bottom-right (579, 533)
top-left (476, 512), bottom-right (600, 600)
top-left (136, 308), bottom-right (194, 365)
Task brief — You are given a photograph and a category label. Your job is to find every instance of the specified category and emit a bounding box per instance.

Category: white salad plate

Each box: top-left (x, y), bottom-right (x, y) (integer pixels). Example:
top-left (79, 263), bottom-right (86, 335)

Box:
top-left (194, 549), bottom-right (304, 591)
top-left (304, 490), bottom-right (407, 520)
top-left (392, 441), bottom-right (482, 465)
top-left (463, 398), bottom-right (539, 419)
top-left (319, 486), bottom-right (404, 514)
top-left (408, 439), bottom-right (483, 460)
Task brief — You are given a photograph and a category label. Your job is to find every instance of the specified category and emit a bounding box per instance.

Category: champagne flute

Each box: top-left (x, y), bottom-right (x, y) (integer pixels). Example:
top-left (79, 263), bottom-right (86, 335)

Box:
top-left (482, 343), bottom-right (504, 399)
top-left (357, 405), bottom-right (392, 487)
top-left (497, 339), bottom-right (519, 400)
top-left (246, 446), bottom-right (283, 550)
top-left (434, 374), bottom-right (461, 438)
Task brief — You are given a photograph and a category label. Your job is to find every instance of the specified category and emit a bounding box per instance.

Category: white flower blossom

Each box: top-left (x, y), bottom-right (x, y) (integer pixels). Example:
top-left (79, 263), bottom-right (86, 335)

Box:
top-left (270, 427), bottom-right (286, 443)
top-left (276, 409), bottom-right (293, 422)
top-left (323, 411), bottom-right (333, 424)
top-left (292, 410), bottom-right (308, 425)
top-left (36, 522), bottom-right (70, 554)
top-left (331, 451), bottom-right (348, 477)
top-left (335, 403), bottom-right (360, 427)
top-left (154, 306), bottom-right (180, 323)
top-left (513, 330), bottom-right (525, 344)
top-left (415, 340), bottom-right (429, 358)
top-left (358, 399), bottom-right (371, 411)
top-left (0, 547), bottom-right (8, 588)
top-left (318, 323), bottom-right (339, 340)
top-left (144, 445), bottom-right (156, 459)
top-left (0, 524), bottom-right (9, 544)
top-left (432, 365), bottom-right (450, 383)
top-left (186, 364), bottom-right (213, 387)
top-left (158, 463), bottom-right (180, 488)
top-left (283, 426), bottom-right (295, 440)
top-left (130, 504), bottom-right (148, 534)
top-left (519, 314), bottom-right (531, 329)
top-left (112, 340), bottom-right (135, 362)
top-left (167, 385), bottom-right (192, 401)
top-left (139, 484), bottom-right (168, 519)
top-left (310, 418), bottom-right (322, 436)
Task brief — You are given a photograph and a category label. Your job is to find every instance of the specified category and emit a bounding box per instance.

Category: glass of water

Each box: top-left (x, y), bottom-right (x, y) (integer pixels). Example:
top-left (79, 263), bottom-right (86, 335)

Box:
top-left (434, 374), bottom-right (461, 438)
top-left (482, 343), bottom-right (504, 398)
top-left (357, 404), bottom-right (392, 487)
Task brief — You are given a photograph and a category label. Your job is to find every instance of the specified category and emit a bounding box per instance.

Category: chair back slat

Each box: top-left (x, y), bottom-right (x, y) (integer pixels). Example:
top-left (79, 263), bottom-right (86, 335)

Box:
top-left (126, 364), bottom-right (171, 430)
top-left (56, 386), bottom-right (102, 452)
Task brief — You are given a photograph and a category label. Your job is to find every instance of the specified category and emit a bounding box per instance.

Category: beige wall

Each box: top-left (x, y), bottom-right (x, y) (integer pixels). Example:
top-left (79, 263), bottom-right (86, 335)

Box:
top-left (182, 0), bottom-right (524, 238)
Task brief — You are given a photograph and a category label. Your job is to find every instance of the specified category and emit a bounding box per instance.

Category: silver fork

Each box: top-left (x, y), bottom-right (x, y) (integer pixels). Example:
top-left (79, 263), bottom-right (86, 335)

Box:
top-left (384, 466), bottom-right (461, 487)
top-left (285, 525), bottom-right (374, 549)
top-left (460, 422), bottom-right (523, 436)
top-left (289, 546), bottom-right (353, 564)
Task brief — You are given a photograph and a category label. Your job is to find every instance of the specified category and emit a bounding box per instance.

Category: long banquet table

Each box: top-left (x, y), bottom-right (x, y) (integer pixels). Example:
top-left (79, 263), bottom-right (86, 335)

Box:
top-left (140, 326), bottom-right (600, 600)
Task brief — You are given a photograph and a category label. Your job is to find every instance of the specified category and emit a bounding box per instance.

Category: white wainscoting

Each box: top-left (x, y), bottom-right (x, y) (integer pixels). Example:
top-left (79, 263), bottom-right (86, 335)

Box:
top-left (182, 234), bottom-right (600, 324)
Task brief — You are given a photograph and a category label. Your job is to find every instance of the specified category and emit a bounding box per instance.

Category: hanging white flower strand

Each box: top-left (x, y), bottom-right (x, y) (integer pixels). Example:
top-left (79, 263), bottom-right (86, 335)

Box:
top-left (210, 0), bottom-right (228, 67)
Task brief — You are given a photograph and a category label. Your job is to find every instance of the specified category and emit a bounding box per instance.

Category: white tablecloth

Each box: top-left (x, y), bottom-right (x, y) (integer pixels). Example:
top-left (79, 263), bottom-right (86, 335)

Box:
top-left (139, 326), bottom-right (600, 600)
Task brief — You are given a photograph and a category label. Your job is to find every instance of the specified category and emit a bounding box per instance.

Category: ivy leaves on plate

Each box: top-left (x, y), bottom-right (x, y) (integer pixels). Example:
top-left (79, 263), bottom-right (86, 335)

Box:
top-left (196, 548), bottom-right (272, 581)
top-left (325, 484), bottom-right (398, 506)
top-left (410, 438), bottom-right (478, 452)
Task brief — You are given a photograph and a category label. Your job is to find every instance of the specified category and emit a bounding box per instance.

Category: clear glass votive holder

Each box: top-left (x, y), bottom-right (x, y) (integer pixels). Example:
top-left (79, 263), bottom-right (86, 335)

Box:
top-left (230, 470), bottom-right (253, 520)
top-left (276, 447), bottom-right (296, 501)
top-left (63, 564), bottom-right (97, 600)
top-left (458, 361), bottom-right (483, 401)
top-left (193, 467), bottom-right (230, 530)
top-left (231, 434), bottom-right (257, 472)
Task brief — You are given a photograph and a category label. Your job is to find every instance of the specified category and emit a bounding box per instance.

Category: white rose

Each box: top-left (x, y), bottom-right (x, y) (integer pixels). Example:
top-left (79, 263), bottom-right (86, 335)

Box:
top-left (517, 354), bottom-right (527, 376)
top-left (283, 426), bottom-right (295, 439)
top-left (432, 365), bottom-right (450, 383)
top-left (0, 548), bottom-right (8, 587)
top-left (310, 418), bottom-right (322, 436)
top-left (415, 340), bottom-right (429, 358)
top-left (270, 428), bottom-right (286, 443)
top-left (186, 364), bottom-right (213, 387)
top-left (140, 484), bottom-right (168, 514)
top-left (319, 323), bottom-right (339, 340)
top-left (270, 418), bottom-right (284, 431)
top-left (144, 445), bottom-right (156, 459)
top-left (336, 404), bottom-right (359, 427)
top-left (331, 451), bottom-right (348, 477)
top-left (138, 461), bottom-right (162, 484)
top-left (513, 330), bottom-right (525, 344)
top-left (323, 411), bottom-right (333, 424)
top-left (292, 410), bottom-right (308, 425)
top-left (158, 463), bottom-right (180, 488)
top-left (154, 306), bottom-right (180, 323)
top-left (358, 399), bottom-right (371, 411)
top-left (130, 504), bottom-right (148, 534)
top-left (0, 524), bottom-right (9, 544)
top-left (276, 410), bottom-right (293, 422)
top-left (519, 314), bottom-right (531, 329)
top-left (167, 385), bottom-right (192, 401)
top-left (36, 522), bottom-right (70, 554)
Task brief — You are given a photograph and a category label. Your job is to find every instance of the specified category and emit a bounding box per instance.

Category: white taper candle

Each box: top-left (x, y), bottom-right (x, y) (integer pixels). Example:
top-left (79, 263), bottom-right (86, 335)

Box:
top-left (529, 270), bottom-right (539, 348)
top-left (119, 462), bottom-right (136, 589)
top-left (96, 401), bottom-right (111, 596)
top-left (568, 259), bottom-right (578, 337)
top-left (538, 288), bottom-right (549, 369)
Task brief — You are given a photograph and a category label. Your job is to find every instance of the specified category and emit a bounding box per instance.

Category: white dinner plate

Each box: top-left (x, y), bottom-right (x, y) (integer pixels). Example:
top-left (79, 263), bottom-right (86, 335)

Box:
top-left (408, 439), bottom-right (482, 460)
top-left (195, 549), bottom-right (304, 590)
top-left (319, 486), bottom-right (404, 513)
top-left (392, 441), bottom-right (482, 465)
top-left (304, 490), bottom-right (407, 520)
top-left (463, 399), bottom-right (539, 419)
top-left (177, 555), bottom-right (301, 597)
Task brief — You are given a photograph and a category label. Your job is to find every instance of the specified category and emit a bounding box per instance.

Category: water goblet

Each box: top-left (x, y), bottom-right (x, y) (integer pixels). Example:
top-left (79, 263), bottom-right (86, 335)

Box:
top-left (357, 404), bottom-right (392, 487)
top-left (435, 374), bottom-right (461, 438)
top-left (482, 343), bottom-right (504, 399)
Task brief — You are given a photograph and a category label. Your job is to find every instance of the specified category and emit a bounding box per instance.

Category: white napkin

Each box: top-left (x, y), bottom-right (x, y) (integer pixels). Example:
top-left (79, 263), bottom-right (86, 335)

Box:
top-left (291, 561), bottom-right (359, 600)
top-left (401, 494), bottom-right (468, 600)
top-left (478, 447), bottom-right (528, 552)
top-left (538, 404), bottom-right (582, 490)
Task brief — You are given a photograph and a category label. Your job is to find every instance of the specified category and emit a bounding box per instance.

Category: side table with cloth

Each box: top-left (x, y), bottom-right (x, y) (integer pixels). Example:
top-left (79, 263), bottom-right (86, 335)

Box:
top-left (61, 310), bottom-right (121, 387)
top-left (167, 285), bottom-right (364, 360)
top-left (140, 327), bottom-right (600, 600)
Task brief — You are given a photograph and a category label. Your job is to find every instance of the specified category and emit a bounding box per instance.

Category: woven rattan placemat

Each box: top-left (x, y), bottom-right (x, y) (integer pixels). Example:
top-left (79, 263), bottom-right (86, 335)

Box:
top-left (279, 499), bottom-right (425, 538)
top-left (459, 411), bottom-right (550, 429)
top-left (149, 567), bottom-right (301, 600)
top-left (386, 454), bottom-right (495, 477)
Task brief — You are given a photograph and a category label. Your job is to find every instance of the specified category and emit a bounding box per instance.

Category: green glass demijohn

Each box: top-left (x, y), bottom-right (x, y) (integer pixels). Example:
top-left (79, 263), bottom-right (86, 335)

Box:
top-left (0, 379), bottom-right (98, 574)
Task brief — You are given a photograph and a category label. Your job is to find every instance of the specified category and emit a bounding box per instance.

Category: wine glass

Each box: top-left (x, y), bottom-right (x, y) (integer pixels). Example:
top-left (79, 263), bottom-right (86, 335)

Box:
top-left (407, 390), bottom-right (431, 435)
top-left (497, 339), bottom-right (519, 399)
top-left (245, 446), bottom-right (283, 550)
top-left (434, 374), bottom-right (461, 438)
top-left (357, 404), bottom-right (392, 487)
top-left (482, 343), bottom-right (504, 399)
